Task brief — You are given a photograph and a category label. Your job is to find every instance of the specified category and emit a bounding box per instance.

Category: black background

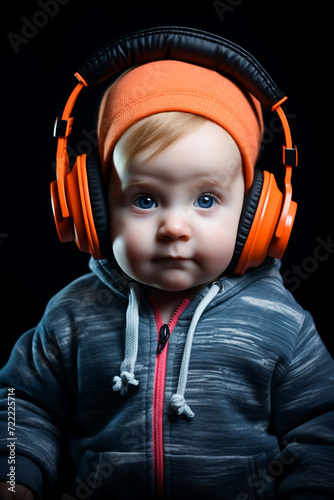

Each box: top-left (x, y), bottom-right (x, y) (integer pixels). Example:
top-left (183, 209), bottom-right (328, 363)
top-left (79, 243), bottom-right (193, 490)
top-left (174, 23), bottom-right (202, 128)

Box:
top-left (1, 0), bottom-right (333, 369)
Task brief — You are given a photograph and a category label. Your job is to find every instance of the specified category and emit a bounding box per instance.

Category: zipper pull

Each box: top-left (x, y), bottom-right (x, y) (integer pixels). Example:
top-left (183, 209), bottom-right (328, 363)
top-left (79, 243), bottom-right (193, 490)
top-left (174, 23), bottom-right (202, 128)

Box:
top-left (157, 324), bottom-right (170, 353)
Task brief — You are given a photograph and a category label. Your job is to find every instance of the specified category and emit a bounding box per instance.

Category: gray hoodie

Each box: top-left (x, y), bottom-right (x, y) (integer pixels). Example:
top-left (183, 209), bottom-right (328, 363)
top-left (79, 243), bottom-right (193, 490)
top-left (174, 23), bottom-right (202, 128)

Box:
top-left (0, 257), bottom-right (333, 499)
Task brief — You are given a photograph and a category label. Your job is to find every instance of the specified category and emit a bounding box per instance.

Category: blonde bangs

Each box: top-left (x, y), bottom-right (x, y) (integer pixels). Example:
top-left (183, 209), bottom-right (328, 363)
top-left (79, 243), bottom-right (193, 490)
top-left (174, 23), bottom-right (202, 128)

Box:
top-left (116, 112), bottom-right (207, 167)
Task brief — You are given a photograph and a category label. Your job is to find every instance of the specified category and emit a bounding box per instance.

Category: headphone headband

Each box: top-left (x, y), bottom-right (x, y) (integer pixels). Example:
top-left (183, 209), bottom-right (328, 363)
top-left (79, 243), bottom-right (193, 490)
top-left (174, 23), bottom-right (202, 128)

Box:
top-left (76, 26), bottom-right (285, 110)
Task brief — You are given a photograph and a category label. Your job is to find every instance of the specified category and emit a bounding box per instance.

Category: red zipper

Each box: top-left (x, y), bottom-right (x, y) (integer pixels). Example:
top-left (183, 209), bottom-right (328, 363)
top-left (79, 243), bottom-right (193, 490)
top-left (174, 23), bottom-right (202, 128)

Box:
top-left (150, 298), bottom-right (190, 499)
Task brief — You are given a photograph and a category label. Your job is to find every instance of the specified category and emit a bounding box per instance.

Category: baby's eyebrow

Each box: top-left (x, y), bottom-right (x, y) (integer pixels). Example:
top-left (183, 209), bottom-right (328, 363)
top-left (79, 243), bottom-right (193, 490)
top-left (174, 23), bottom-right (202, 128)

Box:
top-left (122, 176), bottom-right (160, 188)
top-left (120, 177), bottom-right (163, 195)
top-left (191, 173), bottom-right (235, 191)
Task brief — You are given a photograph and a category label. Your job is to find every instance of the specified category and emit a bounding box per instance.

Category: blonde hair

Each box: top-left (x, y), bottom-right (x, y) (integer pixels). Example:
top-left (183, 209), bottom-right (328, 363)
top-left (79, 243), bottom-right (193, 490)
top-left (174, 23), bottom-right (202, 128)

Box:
top-left (115, 111), bottom-right (208, 168)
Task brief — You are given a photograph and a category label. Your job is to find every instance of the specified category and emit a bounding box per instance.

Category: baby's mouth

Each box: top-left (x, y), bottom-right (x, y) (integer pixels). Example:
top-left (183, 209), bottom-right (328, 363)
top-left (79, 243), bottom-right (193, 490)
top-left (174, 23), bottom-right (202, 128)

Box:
top-left (152, 256), bottom-right (195, 268)
top-left (154, 255), bottom-right (191, 261)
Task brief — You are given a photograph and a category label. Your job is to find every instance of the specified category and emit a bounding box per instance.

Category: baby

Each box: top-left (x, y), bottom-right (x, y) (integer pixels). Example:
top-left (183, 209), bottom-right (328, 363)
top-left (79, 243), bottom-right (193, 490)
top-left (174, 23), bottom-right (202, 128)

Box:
top-left (0, 59), bottom-right (333, 500)
top-left (110, 112), bottom-right (244, 321)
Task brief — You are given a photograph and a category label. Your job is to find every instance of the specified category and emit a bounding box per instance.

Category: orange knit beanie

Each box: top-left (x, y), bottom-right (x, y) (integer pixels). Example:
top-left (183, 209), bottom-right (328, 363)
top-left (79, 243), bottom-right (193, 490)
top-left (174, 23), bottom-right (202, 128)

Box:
top-left (97, 60), bottom-right (264, 191)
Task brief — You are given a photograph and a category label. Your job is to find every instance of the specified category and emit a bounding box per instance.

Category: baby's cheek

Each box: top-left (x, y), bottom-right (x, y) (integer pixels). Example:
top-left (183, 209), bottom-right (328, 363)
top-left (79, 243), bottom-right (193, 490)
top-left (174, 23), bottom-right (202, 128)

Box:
top-left (202, 231), bottom-right (236, 272)
top-left (112, 230), bottom-right (149, 277)
top-left (112, 236), bottom-right (127, 268)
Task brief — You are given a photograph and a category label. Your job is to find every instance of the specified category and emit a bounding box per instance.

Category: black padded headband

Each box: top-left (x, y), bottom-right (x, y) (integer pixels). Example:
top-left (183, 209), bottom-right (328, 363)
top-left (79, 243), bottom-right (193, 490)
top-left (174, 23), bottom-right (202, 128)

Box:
top-left (76, 26), bottom-right (285, 110)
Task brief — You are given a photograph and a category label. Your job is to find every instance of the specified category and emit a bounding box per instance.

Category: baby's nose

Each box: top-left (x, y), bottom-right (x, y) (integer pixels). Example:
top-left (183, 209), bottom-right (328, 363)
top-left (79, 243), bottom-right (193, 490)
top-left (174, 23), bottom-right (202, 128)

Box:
top-left (157, 210), bottom-right (192, 241)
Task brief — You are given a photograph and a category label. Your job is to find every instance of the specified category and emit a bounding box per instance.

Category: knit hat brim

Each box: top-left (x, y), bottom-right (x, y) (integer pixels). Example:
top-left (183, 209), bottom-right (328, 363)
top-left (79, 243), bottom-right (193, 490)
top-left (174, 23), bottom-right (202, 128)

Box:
top-left (98, 60), bottom-right (264, 191)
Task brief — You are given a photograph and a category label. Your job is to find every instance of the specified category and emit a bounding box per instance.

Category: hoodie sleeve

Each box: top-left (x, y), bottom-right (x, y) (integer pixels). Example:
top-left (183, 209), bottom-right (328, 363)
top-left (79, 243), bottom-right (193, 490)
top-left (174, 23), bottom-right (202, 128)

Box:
top-left (0, 316), bottom-right (76, 499)
top-left (271, 311), bottom-right (334, 500)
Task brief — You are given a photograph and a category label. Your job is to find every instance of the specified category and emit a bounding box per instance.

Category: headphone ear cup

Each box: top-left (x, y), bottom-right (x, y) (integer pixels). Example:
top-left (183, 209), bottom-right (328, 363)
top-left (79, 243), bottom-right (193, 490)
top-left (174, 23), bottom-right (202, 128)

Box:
top-left (84, 151), bottom-right (111, 259)
top-left (51, 179), bottom-right (76, 243)
top-left (63, 154), bottom-right (94, 256)
top-left (268, 195), bottom-right (297, 260)
top-left (51, 152), bottom-right (110, 259)
top-left (59, 152), bottom-right (109, 259)
top-left (226, 169), bottom-right (264, 274)
top-left (234, 170), bottom-right (283, 274)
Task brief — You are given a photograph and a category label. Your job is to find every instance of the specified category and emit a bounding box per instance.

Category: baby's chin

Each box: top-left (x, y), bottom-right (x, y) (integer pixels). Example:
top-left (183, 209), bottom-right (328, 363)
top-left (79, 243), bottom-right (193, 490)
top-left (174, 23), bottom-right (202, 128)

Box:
top-left (126, 267), bottom-right (222, 294)
top-left (140, 278), bottom-right (213, 296)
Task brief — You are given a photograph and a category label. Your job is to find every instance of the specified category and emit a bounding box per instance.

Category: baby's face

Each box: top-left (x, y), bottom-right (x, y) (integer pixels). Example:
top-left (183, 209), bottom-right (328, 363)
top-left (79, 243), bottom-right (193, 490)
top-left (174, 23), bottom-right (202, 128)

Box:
top-left (109, 120), bottom-right (244, 292)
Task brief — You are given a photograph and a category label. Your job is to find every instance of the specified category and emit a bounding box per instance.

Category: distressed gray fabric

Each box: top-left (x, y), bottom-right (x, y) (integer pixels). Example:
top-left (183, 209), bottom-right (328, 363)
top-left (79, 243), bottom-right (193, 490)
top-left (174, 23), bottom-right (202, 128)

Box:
top-left (0, 257), bottom-right (333, 499)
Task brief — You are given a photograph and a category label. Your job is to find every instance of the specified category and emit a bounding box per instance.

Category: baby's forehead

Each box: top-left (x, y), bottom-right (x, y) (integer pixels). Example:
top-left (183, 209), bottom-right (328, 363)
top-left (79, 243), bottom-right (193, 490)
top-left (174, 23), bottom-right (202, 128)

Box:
top-left (112, 117), bottom-right (243, 186)
top-left (113, 153), bottom-right (242, 196)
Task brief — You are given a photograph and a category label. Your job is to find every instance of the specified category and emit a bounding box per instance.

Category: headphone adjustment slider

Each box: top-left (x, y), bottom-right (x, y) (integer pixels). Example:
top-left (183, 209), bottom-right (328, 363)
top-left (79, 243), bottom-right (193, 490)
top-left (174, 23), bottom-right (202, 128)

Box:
top-left (53, 117), bottom-right (74, 138)
top-left (283, 145), bottom-right (298, 167)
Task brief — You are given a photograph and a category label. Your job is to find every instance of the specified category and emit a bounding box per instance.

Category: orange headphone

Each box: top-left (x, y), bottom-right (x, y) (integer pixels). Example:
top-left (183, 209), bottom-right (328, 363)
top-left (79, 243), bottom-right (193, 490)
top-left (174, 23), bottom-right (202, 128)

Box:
top-left (51, 26), bottom-right (298, 274)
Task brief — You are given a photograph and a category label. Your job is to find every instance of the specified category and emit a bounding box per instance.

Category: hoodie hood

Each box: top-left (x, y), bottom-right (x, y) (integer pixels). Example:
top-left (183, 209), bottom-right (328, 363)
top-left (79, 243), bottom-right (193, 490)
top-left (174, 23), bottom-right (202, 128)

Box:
top-left (89, 256), bottom-right (283, 418)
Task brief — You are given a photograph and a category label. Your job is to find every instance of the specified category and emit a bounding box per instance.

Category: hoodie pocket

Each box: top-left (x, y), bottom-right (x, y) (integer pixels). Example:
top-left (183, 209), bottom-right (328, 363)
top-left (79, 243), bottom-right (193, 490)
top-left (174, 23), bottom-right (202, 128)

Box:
top-left (165, 452), bottom-right (276, 500)
top-left (70, 450), bottom-right (151, 500)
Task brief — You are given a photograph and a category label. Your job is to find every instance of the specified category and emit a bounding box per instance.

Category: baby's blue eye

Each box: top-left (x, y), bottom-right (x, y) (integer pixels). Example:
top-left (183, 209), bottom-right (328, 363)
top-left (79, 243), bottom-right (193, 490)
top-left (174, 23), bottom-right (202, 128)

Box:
top-left (195, 195), bottom-right (217, 209)
top-left (134, 196), bottom-right (157, 209)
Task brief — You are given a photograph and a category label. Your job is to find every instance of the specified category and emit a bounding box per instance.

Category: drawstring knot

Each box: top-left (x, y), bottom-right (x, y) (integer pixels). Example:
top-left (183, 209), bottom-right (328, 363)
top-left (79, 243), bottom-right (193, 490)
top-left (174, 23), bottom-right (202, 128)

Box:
top-left (113, 371), bottom-right (139, 395)
top-left (170, 394), bottom-right (195, 419)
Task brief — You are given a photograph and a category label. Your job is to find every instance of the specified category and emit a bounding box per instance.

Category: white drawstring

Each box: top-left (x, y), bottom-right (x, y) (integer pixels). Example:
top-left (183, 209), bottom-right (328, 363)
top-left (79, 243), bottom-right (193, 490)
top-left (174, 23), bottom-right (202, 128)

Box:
top-left (170, 282), bottom-right (222, 418)
top-left (113, 280), bottom-right (222, 420)
top-left (112, 283), bottom-right (140, 395)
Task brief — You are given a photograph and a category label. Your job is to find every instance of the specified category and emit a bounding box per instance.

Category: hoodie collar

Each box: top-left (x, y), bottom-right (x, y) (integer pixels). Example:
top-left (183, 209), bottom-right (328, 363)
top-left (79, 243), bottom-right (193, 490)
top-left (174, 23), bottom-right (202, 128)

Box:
top-left (89, 256), bottom-right (282, 311)
top-left (89, 256), bottom-right (133, 299)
